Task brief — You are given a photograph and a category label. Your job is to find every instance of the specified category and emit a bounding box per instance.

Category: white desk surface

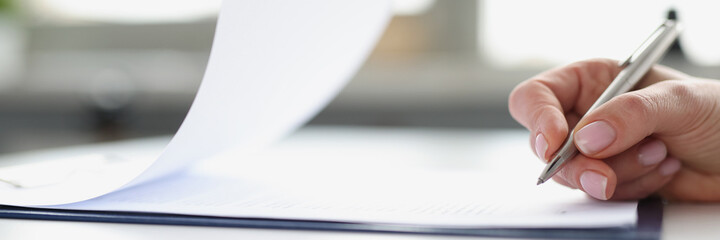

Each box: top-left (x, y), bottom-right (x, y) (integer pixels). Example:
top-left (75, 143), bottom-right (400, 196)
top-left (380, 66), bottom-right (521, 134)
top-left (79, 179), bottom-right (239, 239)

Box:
top-left (0, 126), bottom-right (718, 240)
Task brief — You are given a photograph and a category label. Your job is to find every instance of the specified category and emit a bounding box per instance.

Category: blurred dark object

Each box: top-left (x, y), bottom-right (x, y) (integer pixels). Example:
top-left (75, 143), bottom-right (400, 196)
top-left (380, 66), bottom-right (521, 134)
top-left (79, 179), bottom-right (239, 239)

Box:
top-left (666, 8), bottom-right (682, 52)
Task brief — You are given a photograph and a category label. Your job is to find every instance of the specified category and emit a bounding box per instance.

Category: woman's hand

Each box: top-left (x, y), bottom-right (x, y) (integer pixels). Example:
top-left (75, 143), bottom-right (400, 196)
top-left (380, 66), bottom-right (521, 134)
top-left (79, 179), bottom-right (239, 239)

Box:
top-left (509, 58), bottom-right (720, 201)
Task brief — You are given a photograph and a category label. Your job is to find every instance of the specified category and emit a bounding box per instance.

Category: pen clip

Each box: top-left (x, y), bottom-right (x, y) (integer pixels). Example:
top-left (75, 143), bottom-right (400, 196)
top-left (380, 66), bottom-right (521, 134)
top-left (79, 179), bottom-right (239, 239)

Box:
top-left (619, 20), bottom-right (674, 68)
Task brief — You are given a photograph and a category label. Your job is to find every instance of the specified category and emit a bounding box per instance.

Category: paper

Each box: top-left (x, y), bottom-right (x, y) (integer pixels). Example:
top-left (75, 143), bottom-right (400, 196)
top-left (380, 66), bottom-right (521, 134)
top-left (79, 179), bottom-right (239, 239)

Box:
top-left (55, 171), bottom-right (637, 228)
top-left (48, 128), bottom-right (637, 229)
top-left (0, 0), bottom-right (390, 205)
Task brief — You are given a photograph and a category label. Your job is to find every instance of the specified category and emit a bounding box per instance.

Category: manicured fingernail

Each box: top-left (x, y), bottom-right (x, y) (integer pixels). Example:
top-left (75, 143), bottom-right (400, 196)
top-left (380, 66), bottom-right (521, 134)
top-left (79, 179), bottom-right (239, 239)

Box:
top-left (638, 140), bottom-right (667, 166)
top-left (659, 158), bottom-right (681, 176)
top-left (535, 133), bottom-right (548, 161)
top-left (580, 171), bottom-right (608, 200)
top-left (575, 121), bottom-right (616, 155)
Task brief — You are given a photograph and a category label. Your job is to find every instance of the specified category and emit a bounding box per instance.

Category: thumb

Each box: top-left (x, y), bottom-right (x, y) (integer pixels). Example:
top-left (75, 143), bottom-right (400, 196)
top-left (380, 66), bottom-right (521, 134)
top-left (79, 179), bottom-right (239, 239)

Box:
top-left (571, 79), bottom-right (718, 158)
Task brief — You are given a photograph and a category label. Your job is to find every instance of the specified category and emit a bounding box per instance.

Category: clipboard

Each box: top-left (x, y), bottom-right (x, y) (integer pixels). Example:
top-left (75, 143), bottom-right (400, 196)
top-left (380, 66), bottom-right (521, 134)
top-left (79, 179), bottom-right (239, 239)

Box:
top-left (0, 198), bottom-right (662, 240)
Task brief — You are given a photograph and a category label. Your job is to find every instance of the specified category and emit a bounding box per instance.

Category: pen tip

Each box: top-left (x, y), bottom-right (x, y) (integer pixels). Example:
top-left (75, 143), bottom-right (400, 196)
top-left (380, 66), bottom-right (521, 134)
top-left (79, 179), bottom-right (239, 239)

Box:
top-left (536, 179), bottom-right (544, 185)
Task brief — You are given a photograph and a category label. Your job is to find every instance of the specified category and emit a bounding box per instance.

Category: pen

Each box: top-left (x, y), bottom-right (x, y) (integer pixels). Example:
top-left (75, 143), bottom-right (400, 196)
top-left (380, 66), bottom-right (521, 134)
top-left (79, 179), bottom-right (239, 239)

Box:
top-left (537, 20), bottom-right (681, 185)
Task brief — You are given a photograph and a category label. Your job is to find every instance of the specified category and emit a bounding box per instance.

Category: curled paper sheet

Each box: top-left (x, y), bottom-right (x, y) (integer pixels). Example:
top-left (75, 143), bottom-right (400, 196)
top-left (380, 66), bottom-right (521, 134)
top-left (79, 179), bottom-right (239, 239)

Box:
top-left (0, 0), bottom-right (390, 206)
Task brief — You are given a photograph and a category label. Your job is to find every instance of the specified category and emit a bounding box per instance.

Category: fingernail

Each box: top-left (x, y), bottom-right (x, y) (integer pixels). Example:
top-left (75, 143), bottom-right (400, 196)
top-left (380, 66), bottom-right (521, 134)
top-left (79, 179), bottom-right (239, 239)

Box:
top-left (638, 140), bottom-right (667, 166)
top-left (580, 171), bottom-right (608, 200)
top-left (535, 133), bottom-right (548, 161)
top-left (575, 121), bottom-right (616, 155)
top-left (659, 158), bottom-right (682, 176)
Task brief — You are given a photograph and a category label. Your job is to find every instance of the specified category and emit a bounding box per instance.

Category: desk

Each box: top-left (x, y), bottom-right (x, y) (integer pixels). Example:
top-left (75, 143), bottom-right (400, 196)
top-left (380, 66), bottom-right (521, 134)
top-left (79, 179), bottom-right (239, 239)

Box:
top-left (0, 126), bottom-right (718, 240)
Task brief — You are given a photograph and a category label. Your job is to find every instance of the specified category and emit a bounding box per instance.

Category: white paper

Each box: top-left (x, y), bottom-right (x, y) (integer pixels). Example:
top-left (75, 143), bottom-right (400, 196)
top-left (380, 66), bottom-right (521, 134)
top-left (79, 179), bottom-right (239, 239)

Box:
top-left (55, 172), bottom-right (637, 228)
top-left (0, 0), bottom-right (390, 205)
top-left (46, 130), bottom-right (637, 229)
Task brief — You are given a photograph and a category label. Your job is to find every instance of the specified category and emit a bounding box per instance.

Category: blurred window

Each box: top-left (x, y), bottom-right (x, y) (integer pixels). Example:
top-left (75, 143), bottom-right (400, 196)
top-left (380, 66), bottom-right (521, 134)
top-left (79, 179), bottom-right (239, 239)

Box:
top-left (28, 0), bottom-right (222, 24)
top-left (392, 0), bottom-right (435, 15)
top-left (479, 0), bottom-right (720, 67)
top-left (28, 0), bottom-right (435, 24)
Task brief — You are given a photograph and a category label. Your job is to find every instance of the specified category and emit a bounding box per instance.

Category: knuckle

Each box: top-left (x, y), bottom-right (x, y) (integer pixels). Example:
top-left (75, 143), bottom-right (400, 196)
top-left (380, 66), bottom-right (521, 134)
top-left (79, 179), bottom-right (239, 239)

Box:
top-left (508, 80), bottom-right (537, 120)
top-left (614, 92), bottom-right (657, 124)
top-left (654, 81), bottom-right (715, 134)
top-left (570, 59), bottom-right (618, 84)
top-left (656, 80), bottom-right (700, 107)
top-left (570, 58), bottom-right (616, 73)
top-left (508, 80), bottom-right (529, 104)
top-left (661, 80), bottom-right (692, 95)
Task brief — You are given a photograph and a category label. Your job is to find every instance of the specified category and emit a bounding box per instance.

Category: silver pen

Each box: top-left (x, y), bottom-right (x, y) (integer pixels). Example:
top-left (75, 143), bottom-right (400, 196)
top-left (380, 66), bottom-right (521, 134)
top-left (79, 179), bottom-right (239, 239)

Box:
top-left (537, 20), bottom-right (681, 185)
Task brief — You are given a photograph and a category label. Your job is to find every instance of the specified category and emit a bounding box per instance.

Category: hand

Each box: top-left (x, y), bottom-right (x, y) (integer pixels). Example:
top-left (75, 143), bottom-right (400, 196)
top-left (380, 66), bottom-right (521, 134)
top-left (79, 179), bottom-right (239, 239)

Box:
top-left (509, 58), bottom-right (720, 201)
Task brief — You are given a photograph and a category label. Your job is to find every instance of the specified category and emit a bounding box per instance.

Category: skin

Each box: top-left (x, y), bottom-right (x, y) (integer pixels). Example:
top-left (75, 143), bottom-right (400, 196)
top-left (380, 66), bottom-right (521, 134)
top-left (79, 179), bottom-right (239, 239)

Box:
top-left (508, 58), bottom-right (720, 202)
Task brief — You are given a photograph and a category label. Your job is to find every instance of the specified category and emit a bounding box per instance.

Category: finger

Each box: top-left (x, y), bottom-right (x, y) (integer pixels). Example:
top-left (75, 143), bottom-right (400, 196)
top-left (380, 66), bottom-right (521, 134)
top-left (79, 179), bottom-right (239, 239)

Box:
top-left (554, 154), bottom-right (617, 200)
top-left (532, 112), bottom-right (582, 164)
top-left (611, 158), bottom-right (681, 200)
top-left (573, 79), bottom-right (720, 159)
top-left (659, 166), bottom-right (720, 202)
top-left (551, 174), bottom-right (576, 189)
top-left (510, 78), bottom-right (568, 162)
top-left (553, 138), bottom-right (667, 194)
top-left (604, 138), bottom-right (667, 184)
top-left (509, 59), bottom-right (622, 161)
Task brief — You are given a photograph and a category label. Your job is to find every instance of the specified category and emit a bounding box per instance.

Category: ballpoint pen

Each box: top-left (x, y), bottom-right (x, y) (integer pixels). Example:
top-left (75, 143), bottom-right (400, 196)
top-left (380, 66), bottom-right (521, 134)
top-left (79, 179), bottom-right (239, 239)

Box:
top-left (537, 20), bottom-right (681, 185)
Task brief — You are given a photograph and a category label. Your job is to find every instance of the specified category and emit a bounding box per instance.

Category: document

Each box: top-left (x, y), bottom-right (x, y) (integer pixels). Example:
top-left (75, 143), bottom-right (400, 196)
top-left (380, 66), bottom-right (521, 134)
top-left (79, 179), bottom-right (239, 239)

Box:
top-left (54, 167), bottom-right (638, 229)
top-left (0, 0), bottom-right (390, 206)
top-left (0, 128), bottom-right (639, 230)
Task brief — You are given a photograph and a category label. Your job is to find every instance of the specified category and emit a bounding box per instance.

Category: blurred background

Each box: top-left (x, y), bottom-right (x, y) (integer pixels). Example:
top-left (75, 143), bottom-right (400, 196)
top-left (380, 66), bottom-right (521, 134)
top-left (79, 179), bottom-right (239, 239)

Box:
top-left (0, 0), bottom-right (719, 153)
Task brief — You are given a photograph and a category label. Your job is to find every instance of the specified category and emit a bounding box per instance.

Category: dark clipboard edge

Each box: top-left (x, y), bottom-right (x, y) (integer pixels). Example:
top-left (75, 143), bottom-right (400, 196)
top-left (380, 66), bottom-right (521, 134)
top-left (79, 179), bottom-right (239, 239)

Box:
top-left (0, 198), bottom-right (662, 240)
